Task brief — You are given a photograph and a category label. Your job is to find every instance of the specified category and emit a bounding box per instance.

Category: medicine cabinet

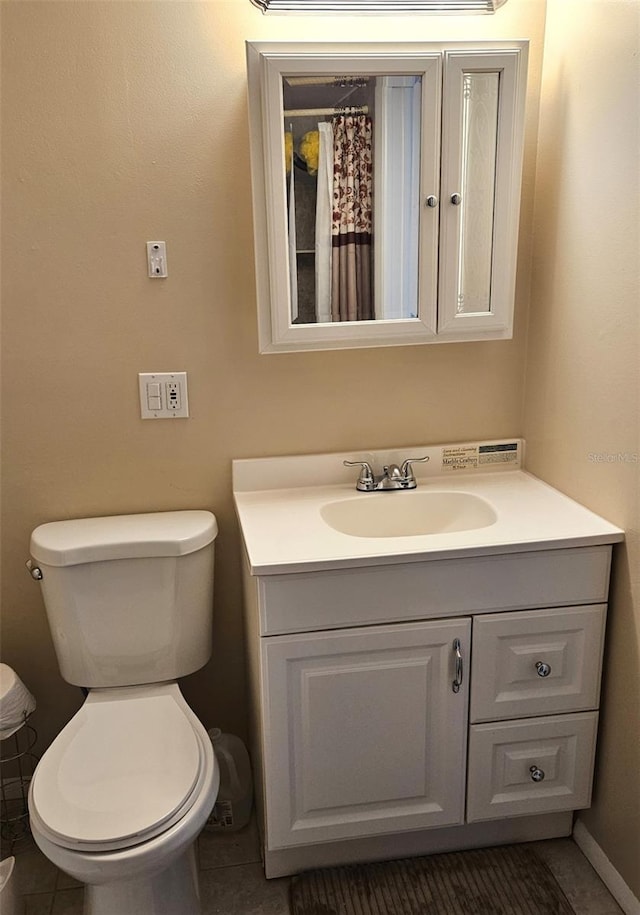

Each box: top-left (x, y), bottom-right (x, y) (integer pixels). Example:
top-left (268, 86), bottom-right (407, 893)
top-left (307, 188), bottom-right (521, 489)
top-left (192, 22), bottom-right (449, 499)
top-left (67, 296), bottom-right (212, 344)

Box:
top-left (246, 42), bottom-right (528, 353)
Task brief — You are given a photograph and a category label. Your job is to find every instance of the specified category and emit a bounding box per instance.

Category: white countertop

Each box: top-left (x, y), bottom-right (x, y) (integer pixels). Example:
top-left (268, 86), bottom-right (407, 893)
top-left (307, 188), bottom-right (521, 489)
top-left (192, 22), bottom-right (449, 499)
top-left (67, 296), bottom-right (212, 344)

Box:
top-left (233, 443), bottom-right (624, 575)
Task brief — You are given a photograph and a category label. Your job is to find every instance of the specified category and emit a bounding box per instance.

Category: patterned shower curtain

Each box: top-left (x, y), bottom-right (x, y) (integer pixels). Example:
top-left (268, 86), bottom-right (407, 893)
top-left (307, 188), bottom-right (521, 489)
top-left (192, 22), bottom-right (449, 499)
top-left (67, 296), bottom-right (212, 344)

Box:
top-left (331, 114), bottom-right (373, 322)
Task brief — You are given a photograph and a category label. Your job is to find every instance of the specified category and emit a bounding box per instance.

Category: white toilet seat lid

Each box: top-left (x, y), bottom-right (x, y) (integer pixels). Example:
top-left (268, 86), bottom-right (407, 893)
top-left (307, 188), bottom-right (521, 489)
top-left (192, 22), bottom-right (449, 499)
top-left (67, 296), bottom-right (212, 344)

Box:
top-left (31, 689), bottom-right (204, 849)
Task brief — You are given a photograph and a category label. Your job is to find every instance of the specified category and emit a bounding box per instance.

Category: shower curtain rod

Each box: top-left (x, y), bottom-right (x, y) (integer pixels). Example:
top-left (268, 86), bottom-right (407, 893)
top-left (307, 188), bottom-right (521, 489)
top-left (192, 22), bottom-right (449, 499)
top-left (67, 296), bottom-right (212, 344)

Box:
top-left (283, 105), bottom-right (369, 117)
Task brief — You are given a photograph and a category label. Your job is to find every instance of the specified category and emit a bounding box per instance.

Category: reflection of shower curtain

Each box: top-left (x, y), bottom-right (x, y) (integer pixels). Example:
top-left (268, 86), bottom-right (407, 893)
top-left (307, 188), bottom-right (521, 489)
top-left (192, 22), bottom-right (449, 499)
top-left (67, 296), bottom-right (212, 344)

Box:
top-left (331, 114), bottom-right (373, 322)
top-left (315, 122), bottom-right (333, 323)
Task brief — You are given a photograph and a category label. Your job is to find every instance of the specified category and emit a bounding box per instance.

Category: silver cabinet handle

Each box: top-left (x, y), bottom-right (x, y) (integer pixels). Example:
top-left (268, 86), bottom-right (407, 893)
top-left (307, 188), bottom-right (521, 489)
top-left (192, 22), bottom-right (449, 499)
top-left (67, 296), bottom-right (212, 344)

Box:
top-left (452, 638), bottom-right (463, 693)
top-left (451, 193), bottom-right (462, 205)
top-left (426, 195), bottom-right (438, 208)
top-left (530, 765), bottom-right (545, 782)
top-left (535, 661), bottom-right (551, 678)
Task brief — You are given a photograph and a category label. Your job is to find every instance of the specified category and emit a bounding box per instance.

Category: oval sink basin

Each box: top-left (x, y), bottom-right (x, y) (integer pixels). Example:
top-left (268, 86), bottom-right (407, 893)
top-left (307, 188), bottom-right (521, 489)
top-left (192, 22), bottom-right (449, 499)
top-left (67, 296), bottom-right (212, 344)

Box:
top-left (320, 491), bottom-right (497, 538)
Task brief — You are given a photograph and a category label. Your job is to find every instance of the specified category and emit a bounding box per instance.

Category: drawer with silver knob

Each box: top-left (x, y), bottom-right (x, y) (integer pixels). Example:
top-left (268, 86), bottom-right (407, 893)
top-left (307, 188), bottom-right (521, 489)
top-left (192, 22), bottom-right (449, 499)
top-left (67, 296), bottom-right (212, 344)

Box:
top-left (470, 604), bottom-right (606, 723)
top-left (466, 711), bottom-right (598, 822)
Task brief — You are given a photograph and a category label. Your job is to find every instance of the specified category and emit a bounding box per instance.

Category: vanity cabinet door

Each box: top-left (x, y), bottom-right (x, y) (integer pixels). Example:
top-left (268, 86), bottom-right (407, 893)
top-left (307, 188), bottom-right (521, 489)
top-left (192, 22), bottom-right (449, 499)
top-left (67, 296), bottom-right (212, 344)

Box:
top-left (261, 618), bottom-right (470, 850)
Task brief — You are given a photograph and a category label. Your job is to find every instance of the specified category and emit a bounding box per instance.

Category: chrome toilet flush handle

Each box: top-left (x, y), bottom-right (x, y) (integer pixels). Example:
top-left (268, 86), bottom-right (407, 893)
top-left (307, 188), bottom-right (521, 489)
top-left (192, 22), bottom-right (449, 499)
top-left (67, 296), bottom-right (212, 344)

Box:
top-left (25, 559), bottom-right (43, 581)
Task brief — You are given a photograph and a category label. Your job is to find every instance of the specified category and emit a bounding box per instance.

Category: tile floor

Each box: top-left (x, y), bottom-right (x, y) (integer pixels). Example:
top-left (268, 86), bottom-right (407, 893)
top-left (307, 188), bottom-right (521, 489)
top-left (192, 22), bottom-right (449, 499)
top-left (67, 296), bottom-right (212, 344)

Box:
top-left (3, 821), bottom-right (625, 915)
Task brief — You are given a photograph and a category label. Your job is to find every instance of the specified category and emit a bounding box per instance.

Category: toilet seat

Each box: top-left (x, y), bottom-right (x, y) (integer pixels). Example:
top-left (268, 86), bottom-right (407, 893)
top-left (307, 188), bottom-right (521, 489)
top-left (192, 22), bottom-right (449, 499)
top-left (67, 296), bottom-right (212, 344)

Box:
top-left (29, 684), bottom-right (207, 853)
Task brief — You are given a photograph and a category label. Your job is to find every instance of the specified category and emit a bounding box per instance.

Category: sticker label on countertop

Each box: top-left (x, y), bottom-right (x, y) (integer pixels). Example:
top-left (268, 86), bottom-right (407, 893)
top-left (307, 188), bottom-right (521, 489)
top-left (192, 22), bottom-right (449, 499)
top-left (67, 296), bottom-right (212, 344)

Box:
top-left (441, 446), bottom-right (479, 471)
top-left (442, 442), bottom-right (519, 472)
top-left (479, 442), bottom-right (519, 465)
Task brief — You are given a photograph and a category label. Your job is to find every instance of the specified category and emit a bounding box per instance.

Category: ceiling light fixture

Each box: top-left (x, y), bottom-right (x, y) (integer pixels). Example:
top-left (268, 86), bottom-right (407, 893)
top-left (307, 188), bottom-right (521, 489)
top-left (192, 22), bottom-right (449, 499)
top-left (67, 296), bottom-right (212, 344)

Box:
top-left (250, 0), bottom-right (509, 13)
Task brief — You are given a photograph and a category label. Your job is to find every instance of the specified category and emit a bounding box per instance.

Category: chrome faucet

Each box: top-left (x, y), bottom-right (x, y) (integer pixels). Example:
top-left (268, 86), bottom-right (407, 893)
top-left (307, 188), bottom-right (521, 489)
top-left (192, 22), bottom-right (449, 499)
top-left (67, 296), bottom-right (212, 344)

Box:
top-left (343, 456), bottom-right (429, 492)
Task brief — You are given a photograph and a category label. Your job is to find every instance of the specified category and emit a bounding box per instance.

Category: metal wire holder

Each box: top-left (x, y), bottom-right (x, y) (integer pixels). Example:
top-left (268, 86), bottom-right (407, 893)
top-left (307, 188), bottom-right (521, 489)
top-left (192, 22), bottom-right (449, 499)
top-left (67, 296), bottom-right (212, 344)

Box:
top-left (1, 714), bottom-right (39, 844)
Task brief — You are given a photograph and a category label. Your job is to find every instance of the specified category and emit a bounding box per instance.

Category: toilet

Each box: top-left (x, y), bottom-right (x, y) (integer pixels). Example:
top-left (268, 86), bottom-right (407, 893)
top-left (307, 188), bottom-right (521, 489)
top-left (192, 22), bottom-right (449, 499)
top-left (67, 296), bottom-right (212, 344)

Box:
top-left (26, 511), bottom-right (220, 915)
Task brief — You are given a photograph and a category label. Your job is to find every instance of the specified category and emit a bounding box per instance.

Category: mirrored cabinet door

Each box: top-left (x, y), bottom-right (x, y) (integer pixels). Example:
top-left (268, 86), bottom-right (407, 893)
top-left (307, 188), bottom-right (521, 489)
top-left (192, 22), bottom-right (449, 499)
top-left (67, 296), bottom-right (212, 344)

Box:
top-left (438, 49), bottom-right (527, 336)
top-left (250, 45), bottom-right (442, 352)
top-left (247, 42), bottom-right (528, 354)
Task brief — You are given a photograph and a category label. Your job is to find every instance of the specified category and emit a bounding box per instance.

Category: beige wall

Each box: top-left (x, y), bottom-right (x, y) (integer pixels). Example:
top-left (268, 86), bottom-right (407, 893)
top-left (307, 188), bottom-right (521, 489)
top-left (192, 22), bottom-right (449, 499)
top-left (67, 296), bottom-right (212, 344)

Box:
top-left (524, 0), bottom-right (640, 898)
top-left (1, 1), bottom-right (545, 749)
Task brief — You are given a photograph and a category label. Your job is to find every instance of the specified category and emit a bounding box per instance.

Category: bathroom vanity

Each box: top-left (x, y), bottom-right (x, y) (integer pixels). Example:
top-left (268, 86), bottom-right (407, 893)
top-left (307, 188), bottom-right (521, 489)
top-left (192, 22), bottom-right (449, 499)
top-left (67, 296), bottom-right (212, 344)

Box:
top-left (233, 441), bottom-right (623, 877)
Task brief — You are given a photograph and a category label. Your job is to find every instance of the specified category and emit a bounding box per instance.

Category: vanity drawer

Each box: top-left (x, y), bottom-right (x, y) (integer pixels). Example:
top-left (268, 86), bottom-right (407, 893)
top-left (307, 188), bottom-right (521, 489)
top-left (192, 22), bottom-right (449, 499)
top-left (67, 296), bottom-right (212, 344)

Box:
top-left (470, 604), bottom-right (606, 723)
top-left (257, 546), bottom-right (611, 635)
top-left (466, 712), bottom-right (598, 823)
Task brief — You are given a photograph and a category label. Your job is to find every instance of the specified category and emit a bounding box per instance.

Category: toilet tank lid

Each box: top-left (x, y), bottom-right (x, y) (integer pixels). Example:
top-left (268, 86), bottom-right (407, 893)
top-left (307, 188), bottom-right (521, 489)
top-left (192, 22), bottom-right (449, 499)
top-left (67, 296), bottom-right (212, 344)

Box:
top-left (30, 511), bottom-right (218, 567)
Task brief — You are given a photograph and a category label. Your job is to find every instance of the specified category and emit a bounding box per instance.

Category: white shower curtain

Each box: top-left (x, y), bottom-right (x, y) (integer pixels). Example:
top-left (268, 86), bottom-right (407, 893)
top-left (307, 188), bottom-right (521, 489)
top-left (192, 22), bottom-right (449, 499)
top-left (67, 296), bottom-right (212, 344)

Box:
top-left (315, 122), bottom-right (333, 323)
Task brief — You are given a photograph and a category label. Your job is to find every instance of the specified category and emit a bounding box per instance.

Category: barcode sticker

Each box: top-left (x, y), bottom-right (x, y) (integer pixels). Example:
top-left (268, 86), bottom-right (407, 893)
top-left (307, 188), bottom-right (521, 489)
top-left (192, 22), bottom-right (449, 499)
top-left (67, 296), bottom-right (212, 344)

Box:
top-left (478, 443), bottom-right (519, 466)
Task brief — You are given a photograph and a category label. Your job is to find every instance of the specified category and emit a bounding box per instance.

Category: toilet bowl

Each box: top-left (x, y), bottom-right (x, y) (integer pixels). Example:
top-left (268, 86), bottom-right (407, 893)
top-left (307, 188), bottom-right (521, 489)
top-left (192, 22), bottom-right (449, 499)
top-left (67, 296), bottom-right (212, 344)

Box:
top-left (26, 510), bottom-right (220, 915)
top-left (29, 683), bottom-right (220, 915)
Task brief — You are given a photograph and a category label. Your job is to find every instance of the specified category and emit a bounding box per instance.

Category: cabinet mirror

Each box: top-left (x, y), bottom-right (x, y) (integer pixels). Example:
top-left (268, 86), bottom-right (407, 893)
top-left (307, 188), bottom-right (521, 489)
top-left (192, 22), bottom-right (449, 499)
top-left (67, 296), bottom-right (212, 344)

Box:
top-left (246, 42), bottom-right (528, 353)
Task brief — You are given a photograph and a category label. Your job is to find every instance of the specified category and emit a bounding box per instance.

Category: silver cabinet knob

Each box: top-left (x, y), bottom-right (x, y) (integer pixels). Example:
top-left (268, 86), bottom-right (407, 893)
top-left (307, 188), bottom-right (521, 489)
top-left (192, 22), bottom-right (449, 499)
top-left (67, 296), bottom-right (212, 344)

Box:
top-left (530, 765), bottom-right (545, 783)
top-left (426, 195), bottom-right (438, 208)
top-left (535, 661), bottom-right (551, 678)
top-left (450, 193), bottom-right (462, 205)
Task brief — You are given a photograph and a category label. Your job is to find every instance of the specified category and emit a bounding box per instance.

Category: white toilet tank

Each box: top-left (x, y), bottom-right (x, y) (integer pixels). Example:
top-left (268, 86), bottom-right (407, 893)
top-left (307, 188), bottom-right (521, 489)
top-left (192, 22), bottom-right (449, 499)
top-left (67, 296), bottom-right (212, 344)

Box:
top-left (29, 511), bottom-right (218, 688)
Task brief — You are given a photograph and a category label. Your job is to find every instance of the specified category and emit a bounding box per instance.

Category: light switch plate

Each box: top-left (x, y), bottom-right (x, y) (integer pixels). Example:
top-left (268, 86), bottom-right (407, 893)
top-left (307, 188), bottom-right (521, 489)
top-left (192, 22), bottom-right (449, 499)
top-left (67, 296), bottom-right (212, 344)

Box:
top-left (146, 241), bottom-right (168, 277)
top-left (138, 372), bottom-right (189, 419)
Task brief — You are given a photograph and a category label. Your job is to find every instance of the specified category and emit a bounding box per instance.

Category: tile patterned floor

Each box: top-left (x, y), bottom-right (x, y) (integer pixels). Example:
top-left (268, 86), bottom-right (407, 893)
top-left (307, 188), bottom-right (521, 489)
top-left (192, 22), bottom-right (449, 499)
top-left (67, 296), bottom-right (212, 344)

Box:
top-left (2, 821), bottom-right (625, 915)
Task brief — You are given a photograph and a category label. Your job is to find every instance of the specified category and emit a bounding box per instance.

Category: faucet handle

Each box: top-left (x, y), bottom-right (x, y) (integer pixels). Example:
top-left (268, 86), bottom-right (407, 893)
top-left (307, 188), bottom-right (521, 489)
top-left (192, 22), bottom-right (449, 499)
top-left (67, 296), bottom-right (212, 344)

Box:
top-left (343, 460), bottom-right (375, 489)
top-left (400, 456), bottom-right (430, 481)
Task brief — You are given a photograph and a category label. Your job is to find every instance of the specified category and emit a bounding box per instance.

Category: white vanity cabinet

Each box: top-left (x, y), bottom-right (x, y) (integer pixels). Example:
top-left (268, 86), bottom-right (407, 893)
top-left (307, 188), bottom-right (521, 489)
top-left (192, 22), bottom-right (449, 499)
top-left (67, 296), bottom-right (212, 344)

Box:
top-left (234, 445), bottom-right (624, 878)
top-left (242, 544), bottom-right (612, 877)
